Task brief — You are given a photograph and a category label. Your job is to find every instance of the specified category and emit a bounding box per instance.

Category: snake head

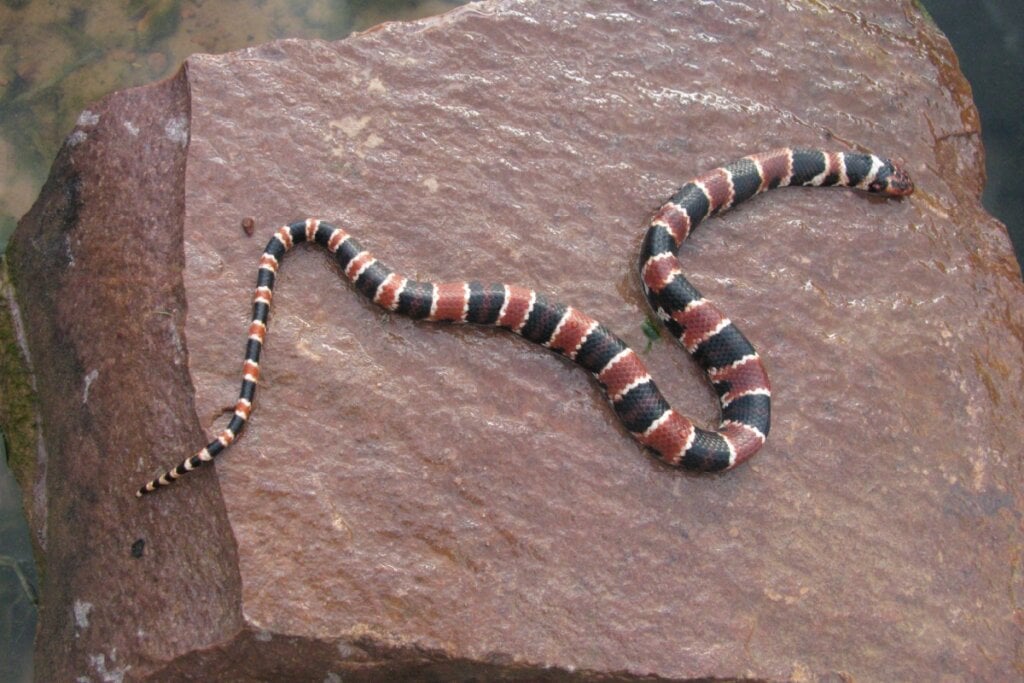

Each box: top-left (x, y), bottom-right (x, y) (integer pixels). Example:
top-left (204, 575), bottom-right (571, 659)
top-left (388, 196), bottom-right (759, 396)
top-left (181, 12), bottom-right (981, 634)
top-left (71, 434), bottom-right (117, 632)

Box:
top-left (869, 160), bottom-right (915, 197)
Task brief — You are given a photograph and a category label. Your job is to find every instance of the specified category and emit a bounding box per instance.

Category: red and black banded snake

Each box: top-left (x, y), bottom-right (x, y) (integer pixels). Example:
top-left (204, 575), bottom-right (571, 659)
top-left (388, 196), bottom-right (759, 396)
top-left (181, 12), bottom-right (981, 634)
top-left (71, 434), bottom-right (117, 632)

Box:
top-left (137, 148), bottom-right (913, 497)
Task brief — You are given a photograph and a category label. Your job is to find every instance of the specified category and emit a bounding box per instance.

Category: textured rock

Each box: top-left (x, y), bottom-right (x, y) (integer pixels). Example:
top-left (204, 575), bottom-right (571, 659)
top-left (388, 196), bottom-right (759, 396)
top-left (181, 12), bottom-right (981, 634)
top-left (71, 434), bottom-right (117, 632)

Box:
top-left (4, 0), bottom-right (1023, 680)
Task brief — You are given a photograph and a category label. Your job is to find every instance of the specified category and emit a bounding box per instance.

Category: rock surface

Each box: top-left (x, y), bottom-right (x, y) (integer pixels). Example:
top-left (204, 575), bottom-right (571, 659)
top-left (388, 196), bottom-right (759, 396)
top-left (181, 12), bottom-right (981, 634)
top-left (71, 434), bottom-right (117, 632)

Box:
top-left (4, 0), bottom-right (1023, 680)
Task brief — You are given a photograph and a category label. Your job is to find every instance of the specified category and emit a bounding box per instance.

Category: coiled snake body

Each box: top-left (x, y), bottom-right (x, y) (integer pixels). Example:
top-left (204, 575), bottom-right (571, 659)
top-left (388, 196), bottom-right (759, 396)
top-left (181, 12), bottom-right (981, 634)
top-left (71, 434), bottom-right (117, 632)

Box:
top-left (137, 148), bottom-right (913, 497)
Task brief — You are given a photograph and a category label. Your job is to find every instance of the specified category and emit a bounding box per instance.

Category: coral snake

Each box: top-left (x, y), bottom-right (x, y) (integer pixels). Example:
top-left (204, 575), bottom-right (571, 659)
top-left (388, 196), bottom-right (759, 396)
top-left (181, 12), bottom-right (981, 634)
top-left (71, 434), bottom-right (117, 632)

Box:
top-left (137, 148), bottom-right (913, 497)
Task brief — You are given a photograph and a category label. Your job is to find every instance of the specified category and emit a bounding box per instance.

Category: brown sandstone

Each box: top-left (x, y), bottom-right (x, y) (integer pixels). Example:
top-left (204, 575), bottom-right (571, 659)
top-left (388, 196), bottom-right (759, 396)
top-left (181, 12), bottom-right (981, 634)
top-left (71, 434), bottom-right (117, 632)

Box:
top-left (4, 0), bottom-right (1022, 680)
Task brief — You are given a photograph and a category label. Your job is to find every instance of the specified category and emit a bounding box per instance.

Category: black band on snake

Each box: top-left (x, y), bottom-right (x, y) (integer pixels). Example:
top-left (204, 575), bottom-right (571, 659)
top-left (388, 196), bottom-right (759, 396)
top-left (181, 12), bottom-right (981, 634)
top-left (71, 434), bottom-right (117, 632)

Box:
top-left (136, 148), bottom-right (913, 497)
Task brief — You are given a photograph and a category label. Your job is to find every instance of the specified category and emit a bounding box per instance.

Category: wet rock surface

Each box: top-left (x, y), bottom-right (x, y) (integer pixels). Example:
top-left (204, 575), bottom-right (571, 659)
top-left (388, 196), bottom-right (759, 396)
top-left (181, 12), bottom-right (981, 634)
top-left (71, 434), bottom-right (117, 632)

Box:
top-left (5, 0), bottom-right (1022, 680)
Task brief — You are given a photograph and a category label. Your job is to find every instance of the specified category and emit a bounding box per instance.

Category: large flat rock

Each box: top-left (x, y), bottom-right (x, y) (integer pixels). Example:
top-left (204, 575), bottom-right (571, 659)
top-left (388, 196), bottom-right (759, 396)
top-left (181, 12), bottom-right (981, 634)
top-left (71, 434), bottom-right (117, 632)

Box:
top-left (5, 0), bottom-right (1022, 680)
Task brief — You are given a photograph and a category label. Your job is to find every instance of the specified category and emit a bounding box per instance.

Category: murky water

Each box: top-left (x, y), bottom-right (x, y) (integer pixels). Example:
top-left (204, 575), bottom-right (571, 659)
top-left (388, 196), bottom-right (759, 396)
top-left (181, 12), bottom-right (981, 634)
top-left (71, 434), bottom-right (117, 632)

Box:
top-left (924, 0), bottom-right (1023, 265)
top-left (0, 0), bottom-right (1019, 678)
top-left (0, 439), bottom-right (37, 683)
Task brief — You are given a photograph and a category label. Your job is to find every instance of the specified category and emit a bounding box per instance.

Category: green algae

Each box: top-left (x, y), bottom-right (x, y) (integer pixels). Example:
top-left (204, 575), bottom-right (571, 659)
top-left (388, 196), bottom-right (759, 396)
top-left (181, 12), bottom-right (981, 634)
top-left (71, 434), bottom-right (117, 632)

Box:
top-left (0, 255), bottom-right (40, 510)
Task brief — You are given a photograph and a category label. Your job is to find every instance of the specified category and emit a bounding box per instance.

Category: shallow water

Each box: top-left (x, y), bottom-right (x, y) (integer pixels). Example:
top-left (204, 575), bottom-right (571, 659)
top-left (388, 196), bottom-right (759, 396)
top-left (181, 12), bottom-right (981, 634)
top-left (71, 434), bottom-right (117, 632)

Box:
top-left (0, 0), bottom-right (1020, 678)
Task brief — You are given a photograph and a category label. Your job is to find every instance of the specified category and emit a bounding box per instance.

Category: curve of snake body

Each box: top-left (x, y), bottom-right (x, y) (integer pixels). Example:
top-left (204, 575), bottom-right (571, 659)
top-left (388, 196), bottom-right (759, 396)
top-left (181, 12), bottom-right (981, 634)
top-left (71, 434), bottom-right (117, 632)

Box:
top-left (137, 148), bottom-right (913, 497)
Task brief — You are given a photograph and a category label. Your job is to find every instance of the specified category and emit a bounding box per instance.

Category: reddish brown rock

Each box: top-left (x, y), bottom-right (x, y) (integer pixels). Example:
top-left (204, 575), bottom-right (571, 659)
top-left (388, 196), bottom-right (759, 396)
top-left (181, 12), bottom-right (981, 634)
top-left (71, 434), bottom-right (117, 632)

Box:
top-left (4, 1), bottom-right (1022, 680)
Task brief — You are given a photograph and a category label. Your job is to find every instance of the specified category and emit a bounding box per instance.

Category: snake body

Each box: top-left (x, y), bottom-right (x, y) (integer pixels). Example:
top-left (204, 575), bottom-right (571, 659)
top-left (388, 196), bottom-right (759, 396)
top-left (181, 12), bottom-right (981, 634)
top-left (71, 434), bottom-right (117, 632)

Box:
top-left (137, 148), bottom-right (913, 497)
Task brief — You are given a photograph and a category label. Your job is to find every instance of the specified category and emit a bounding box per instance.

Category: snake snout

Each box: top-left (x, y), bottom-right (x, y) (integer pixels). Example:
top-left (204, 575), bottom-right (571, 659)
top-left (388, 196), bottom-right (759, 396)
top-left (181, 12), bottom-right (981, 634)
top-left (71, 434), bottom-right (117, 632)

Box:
top-left (872, 160), bottom-right (915, 197)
